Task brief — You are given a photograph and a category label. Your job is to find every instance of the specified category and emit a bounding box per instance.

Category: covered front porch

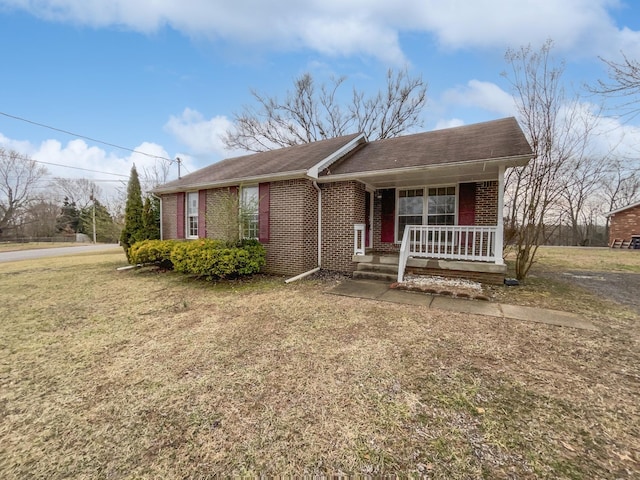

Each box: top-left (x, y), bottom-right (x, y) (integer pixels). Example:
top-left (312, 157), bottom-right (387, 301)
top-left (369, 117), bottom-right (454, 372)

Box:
top-left (353, 223), bottom-right (506, 284)
top-left (347, 163), bottom-right (509, 285)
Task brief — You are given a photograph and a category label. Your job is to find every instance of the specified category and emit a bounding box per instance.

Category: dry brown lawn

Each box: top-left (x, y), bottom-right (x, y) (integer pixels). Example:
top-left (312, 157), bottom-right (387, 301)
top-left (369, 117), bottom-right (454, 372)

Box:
top-left (0, 248), bottom-right (638, 478)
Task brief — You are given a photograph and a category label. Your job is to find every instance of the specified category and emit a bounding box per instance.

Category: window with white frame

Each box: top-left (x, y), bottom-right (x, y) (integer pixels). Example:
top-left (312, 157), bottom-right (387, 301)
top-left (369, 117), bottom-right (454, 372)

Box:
top-left (186, 192), bottom-right (199, 238)
top-left (396, 186), bottom-right (457, 241)
top-left (427, 187), bottom-right (456, 225)
top-left (240, 186), bottom-right (259, 239)
top-left (398, 189), bottom-right (424, 240)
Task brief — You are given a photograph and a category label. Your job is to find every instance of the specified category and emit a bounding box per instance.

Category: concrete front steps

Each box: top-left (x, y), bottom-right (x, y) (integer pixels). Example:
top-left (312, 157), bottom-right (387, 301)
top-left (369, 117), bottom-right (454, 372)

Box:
top-left (352, 254), bottom-right (399, 282)
top-left (353, 252), bottom-right (507, 285)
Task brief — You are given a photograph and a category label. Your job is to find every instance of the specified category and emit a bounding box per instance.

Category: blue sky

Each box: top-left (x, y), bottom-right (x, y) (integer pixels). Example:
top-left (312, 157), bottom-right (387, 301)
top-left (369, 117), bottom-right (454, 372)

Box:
top-left (0, 0), bottom-right (639, 195)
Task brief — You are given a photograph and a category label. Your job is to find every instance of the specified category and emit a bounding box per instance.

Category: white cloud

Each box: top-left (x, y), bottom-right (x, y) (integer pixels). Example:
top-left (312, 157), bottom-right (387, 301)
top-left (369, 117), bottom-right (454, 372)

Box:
top-left (164, 108), bottom-right (247, 159)
top-left (4, 0), bottom-right (638, 63)
top-left (0, 133), bottom-right (183, 198)
top-left (434, 118), bottom-right (465, 130)
top-left (442, 80), bottom-right (516, 116)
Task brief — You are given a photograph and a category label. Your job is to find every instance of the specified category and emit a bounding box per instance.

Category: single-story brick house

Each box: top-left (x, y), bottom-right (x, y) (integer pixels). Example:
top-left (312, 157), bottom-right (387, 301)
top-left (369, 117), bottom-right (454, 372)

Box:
top-left (153, 117), bottom-right (533, 284)
top-left (606, 201), bottom-right (640, 248)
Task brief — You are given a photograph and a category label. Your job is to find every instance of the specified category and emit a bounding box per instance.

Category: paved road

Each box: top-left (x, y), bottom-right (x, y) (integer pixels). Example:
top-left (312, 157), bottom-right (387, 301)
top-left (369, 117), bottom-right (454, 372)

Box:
top-left (545, 270), bottom-right (640, 314)
top-left (0, 244), bottom-right (121, 263)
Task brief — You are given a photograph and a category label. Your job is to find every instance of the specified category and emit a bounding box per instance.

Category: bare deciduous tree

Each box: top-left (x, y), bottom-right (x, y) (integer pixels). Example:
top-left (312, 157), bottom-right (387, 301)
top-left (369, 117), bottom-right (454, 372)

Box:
top-left (52, 177), bottom-right (101, 210)
top-left (19, 200), bottom-right (60, 238)
top-left (141, 159), bottom-right (172, 192)
top-left (503, 40), bottom-right (598, 280)
top-left (224, 68), bottom-right (427, 152)
top-left (559, 155), bottom-right (608, 245)
top-left (594, 52), bottom-right (640, 119)
top-left (0, 148), bottom-right (48, 236)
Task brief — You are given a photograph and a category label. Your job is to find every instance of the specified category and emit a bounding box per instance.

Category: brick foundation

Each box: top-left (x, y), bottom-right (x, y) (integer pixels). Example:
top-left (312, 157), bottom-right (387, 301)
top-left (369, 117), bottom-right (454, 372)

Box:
top-left (405, 266), bottom-right (504, 285)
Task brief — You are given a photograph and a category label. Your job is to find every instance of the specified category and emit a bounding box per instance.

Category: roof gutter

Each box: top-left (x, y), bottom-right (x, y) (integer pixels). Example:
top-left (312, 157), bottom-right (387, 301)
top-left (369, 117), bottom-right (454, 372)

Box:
top-left (315, 154), bottom-right (532, 183)
top-left (152, 169), bottom-right (308, 195)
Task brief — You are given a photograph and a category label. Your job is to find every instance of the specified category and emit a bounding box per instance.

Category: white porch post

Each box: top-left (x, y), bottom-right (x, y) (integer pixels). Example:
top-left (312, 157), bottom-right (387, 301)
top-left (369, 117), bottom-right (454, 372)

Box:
top-left (495, 165), bottom-right (505, 265)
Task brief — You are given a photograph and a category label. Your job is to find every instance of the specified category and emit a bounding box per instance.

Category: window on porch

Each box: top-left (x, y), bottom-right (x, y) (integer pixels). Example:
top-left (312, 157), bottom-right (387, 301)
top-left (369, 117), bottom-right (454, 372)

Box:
top-left (396, 186), bottom-right (457, 242)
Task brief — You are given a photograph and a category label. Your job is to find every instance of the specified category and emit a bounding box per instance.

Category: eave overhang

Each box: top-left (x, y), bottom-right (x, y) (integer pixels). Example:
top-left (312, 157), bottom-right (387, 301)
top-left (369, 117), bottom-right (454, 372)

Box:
top-left (316, 154), bottom-right (532, 188)
top-left (152, 169), bottom-right (308, 195)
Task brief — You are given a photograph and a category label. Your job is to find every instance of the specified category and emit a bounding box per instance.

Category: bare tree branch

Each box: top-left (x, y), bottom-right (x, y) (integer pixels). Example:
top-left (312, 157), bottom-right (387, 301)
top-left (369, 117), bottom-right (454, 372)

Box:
top-left (223, 68), bottom-right (427, 152)
top-left (592, 52), bottom-right (640, 119)
top-left (0, 148), bottom-right (48, 235)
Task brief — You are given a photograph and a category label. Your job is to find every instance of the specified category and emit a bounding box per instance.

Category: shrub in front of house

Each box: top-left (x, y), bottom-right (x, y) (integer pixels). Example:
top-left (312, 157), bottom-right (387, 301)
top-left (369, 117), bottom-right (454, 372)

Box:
top-left (129, 238), bottom-right (266, 280)
top-left (128, 239), bottom-right (175, 265)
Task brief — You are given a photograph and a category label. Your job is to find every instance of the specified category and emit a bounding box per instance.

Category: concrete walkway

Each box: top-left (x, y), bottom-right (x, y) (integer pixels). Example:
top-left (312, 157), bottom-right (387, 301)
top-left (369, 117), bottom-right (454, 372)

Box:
top-left (329, 279), bottom-right (597, 331)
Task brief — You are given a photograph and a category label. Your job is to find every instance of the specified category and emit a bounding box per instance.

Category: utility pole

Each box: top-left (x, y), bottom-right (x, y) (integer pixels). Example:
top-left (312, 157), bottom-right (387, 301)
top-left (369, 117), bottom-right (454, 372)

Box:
top-left (176, 157), bottom-right (182, 179)
top-left (91, 188), bottom-right (97, 243)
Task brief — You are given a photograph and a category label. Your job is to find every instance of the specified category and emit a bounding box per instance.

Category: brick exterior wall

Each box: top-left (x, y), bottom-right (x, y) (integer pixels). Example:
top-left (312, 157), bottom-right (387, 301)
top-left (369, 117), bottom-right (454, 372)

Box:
top-left (321, 181), bottom-right (367, 272)
top-left (267, 179), bottom-right (318, 275)
top-left (205, 187), bottom-right (239, 243)
top-left (475, 181), bottom-right (499, 226)
top-left (161, 194), bottom-right (178, 239)
top-left (161, 178), bottom-right (502, 276)
top-left (609, 204), bottom-right (640, 245)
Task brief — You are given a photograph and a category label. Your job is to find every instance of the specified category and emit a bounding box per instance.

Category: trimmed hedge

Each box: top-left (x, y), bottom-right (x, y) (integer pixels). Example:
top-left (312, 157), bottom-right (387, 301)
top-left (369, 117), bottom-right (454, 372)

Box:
top-left (128, 239), bottom-right (266, 280)
top-left (128, 239), bottom-right (174, 265)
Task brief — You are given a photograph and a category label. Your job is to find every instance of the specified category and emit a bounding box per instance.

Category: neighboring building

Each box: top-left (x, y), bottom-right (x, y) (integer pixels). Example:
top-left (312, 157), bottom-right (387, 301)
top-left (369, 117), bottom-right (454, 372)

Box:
top-left (153, 117), bottom-right (533, 284)
top-left (606, 201), bottom-right (640, 248)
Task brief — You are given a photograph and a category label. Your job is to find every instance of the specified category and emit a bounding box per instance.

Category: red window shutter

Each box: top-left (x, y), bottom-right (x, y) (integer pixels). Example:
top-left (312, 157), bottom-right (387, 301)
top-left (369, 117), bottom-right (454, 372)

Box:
top-left (380, 188), bottom-right (395, 243)
top-left (176, 192), bottom-right (185, 239)
top-left (458, 183), bottom-right (476, 226)
top-left (198, 190), bottom-right (207, 238)
top-left (258, 183), bottom-right (270, 243)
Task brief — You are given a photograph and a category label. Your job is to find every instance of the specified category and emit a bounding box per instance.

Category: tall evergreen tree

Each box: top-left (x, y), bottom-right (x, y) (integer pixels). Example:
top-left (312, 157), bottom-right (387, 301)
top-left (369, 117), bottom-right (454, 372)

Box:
top-left (80, 200), bottom-right (121, 243)
top-left (55, 197), bottom-right (80, 234)
top-left (142, 196), bottom-right (161, 240)
top-left (120, 165), bottom-right (144, 260)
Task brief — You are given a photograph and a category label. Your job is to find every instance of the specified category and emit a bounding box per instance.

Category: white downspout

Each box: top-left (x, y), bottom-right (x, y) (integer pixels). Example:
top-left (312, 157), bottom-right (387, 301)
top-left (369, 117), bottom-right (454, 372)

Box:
top-left (313, 180), bottom-right (322, 267)
top-left (495, 165), bottom-right (505, 265)
top-left (284, 180), bottom-right (322, 283)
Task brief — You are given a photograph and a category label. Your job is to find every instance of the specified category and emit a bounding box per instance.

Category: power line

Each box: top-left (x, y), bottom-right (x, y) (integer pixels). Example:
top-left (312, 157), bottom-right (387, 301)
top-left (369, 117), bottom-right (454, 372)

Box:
top-left (13, 155), bottom-right (130, 178)
top-left (0, 110), bottom-right (174, 162)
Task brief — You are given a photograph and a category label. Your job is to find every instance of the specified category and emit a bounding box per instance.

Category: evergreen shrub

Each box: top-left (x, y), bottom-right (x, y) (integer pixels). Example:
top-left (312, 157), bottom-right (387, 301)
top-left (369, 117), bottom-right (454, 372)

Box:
top-left (128, 238), bottom-right (266, 279)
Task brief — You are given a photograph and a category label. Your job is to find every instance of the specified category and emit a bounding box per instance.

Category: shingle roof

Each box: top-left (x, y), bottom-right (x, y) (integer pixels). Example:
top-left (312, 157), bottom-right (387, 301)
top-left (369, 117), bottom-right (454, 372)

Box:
top-left (153, 117), bottom-right (532, 193)
top-left (323, 117), bottom-right (531, 176)
top-left (606, 200), bottom-right (640, 217)
top-left (154, 133), bottom-right (362, 192)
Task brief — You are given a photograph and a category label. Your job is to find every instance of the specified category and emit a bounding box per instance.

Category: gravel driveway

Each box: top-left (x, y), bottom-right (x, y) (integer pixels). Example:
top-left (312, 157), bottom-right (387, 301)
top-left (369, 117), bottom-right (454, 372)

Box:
top-left (548, 270), bottom-right (640, 314)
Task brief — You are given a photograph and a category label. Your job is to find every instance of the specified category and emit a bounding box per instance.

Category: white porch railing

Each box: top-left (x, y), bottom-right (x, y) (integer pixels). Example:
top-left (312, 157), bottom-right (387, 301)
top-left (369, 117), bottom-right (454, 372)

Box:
top-left (353, 223), bottom-right (366, 255)
top-left (397, 225), bottom-right (499, 282)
